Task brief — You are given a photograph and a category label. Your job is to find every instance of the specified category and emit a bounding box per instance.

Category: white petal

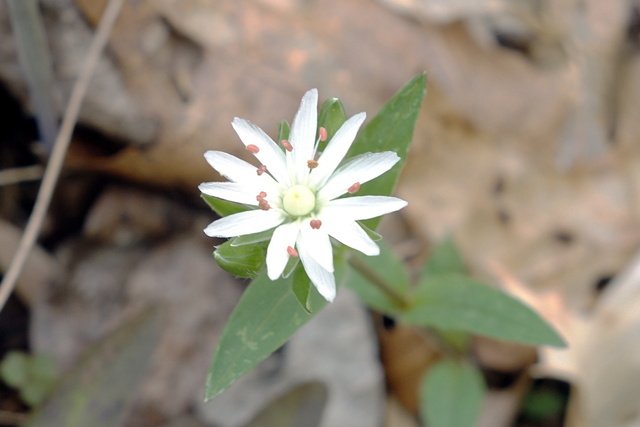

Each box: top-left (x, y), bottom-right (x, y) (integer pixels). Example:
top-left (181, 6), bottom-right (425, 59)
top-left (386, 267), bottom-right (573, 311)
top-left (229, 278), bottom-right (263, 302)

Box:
top-left (297, 239), bottom-right (336, 302)
top-left (266, 221), bottom-right (301, 280)
top-left (198, 182), bottom-right (263, 206)
top-left (232, 118), bottom-right (290, 185)
top-left (317, 152), bottom-right (400, 201)
top-left (310, 112), bottom-right (366, 188)
top-left (321, 218), bottom-right (379, 256)
top-left (204, 209), bottom-right (285, 237)
top-left (204, 150), bottom-right (278, 188)
top-left (299, 220), bottom-right (334, 273)
top-left (288, 89), bottom-right (318, 183)
top-left (322, 196), bottom-right (407, 221)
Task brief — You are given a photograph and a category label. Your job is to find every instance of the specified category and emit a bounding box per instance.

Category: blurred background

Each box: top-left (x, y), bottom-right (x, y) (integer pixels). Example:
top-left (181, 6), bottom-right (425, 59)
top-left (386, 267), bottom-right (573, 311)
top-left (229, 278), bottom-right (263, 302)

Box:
top-left (1, 0), bottom-right (640, 426)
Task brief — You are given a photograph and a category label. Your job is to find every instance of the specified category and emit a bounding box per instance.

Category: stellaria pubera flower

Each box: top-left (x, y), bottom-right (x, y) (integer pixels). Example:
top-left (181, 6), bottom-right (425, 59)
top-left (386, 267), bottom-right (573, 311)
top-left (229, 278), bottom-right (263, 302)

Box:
top-left (200, 89), bottom-right (407, 302)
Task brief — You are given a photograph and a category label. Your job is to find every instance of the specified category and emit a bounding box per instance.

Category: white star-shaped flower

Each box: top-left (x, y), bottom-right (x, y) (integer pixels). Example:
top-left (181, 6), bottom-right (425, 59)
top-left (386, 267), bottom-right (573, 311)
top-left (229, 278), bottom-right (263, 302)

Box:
top-left (200, 89), bottom-right (407, 302)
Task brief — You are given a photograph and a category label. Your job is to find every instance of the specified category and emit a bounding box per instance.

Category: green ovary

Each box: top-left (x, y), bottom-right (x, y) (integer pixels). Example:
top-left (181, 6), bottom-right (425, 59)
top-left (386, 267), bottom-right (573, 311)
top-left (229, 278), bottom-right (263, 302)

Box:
top-left (282, 185), bottom-right (316, 217)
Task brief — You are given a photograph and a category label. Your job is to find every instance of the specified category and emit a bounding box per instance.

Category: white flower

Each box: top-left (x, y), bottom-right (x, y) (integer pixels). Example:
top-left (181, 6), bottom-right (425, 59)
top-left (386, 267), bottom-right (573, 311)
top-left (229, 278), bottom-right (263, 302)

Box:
top-left (199, 89), bottom-right (407, 302)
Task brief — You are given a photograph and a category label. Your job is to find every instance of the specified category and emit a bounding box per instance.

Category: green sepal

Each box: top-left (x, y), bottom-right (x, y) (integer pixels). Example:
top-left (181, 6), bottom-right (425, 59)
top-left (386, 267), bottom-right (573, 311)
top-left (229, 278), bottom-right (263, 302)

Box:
top-left (214, 240), bottom-right (266, 279)
top-left (230, 229), bottom-right (274, 247)
top-left (278, 120), bottom-right (291, 142)
top-left (201, 194), bottom-right (250, 218)
top-left (318, 97), bottom-right (347, 152)
top-left (292, 264), bottom-right (312, 313)
top-left (282, 256), bottom-right (300, 279)
top-left (358, 221), bottom-right (382, 241)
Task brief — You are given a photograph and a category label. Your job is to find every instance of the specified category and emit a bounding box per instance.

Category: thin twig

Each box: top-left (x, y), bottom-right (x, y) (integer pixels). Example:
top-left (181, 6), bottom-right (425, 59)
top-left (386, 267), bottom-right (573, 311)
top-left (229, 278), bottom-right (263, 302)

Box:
top-left (0, 0), bottom-right (126, 311)
top-left (0, 165), bottom-right (43, 186)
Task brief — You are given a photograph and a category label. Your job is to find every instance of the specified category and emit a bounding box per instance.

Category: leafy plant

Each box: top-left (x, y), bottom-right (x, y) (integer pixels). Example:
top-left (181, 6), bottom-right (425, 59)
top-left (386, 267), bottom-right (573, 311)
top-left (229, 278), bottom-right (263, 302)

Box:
top-left (200, 74), bottom-right (566, 427)
top-left (0, 351), bottom-right (56, 407)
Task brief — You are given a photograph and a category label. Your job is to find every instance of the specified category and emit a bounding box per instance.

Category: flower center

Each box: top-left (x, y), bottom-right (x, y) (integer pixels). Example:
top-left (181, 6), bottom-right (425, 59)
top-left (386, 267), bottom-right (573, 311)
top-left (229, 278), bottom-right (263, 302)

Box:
top-left (282, 185), bottom-right (316, 217)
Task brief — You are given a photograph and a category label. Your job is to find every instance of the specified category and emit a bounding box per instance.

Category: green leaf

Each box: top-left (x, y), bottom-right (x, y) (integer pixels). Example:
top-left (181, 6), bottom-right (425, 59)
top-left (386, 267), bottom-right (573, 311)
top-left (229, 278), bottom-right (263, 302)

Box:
top-left (28, 354), bottom-right (56, 384)
top-left (345, 241), bottom-right (410, 315)
top-left (292, 264), bottom-right (312, 313)
top-left (347, 73), bottom-right (426, 230)
top-left (20, 382), bottom-right (48, 407)
top-left (318, 97), bottom-right (347, 151)
top-left (201, 194), bottom-right (250, 217)
top-left (278, 120), bottom-right (291, 142)
top-left (0, 351), bottom-right (29, 387)
top-left (421, 236), bottom-right (466, 277)
top-left (25, 309), bottom-right (161, 426)
top-left (402, 276), bottom-right (566, 347)
top-left (420, 359), bottom-right (485, 427)
top-left (205, 262), bottom-right (346, 400)
top-left (214, 240), bottom-right (266, 279)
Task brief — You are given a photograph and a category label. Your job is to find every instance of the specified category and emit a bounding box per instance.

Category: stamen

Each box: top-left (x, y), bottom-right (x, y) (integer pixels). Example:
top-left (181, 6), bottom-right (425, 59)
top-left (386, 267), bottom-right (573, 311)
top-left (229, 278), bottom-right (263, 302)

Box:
top-left (246, 144), bottom-right (260, 154)
top-left (259, 200), bottom-right (271, 210)
top-left (287, 246), bottom-right (299, 257)
top-left (281, 139), bottom-right (293, 152)
top-left (307, 159), bottom-right (319, 169)
top-left (348, 182), bottom-right (361, 194)
top-left (310, 219), bottom-right (322, 229)
top-left (256, 191), bottom-right (267, 201)
top-left (256, 165), bottom-right (267, 176)
top-left (318, 127), bottom-right (327, 142)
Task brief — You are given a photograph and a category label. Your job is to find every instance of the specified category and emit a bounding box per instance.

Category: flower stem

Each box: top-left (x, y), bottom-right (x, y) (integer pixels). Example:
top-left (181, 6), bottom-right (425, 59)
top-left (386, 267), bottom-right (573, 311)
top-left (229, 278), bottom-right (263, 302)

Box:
top-left (347, 254), bottom-right (412, 309)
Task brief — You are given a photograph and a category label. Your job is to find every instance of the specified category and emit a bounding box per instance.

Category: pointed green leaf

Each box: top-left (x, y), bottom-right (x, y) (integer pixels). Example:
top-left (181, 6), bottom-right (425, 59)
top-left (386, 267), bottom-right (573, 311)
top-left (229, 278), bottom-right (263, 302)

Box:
top-left (292, 264), bottom-right (312, 313)
top-left (214, 240), bottom-right (266, 279)
top-left (201, 194), bottom-right (250, 217)
top-left (403, 276), bottom-right (566, 347)
top-left (318, 97), bottom-right (347, 152)
top-left (420, 359), bottom-right (485, 427)
top-left (422, 236), bottom-right (466, 277)
top-left (345, 241), bottom-right (410, 314)
top-left (347, 73), bottom-right (426, 230)
top-left (205, 262), bottom-right (346, 400)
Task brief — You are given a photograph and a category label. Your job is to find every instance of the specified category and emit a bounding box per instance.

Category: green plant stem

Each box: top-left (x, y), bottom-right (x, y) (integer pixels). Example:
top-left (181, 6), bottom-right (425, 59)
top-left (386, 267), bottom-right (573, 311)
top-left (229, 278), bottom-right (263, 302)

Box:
top-left (347, 253), bottom-right (466, 359)
top-left (347, 254), bottom-right (411, 309)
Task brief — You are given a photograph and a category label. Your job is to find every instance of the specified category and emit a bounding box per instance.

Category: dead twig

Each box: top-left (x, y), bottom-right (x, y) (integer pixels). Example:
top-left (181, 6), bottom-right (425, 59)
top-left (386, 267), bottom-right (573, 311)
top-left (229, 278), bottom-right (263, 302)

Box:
top-left (0, 165), bottom-right (43, 186)
top-left (0, 0), bottom-right (126, 311)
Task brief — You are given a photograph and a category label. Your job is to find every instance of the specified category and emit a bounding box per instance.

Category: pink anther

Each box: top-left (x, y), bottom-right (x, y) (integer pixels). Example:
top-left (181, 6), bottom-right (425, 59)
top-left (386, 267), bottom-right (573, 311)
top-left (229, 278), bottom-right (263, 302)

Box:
top-left (259, 200), bottom-right (271, 211)
top-left (287, 246), bottom-right (299, 257)
top-left (281, 140), bottom-right (293, 152)
top-left (318, 127), bottom-right (327, 142)
top-left (348, 182), bottom-right (361, 194)
top-left (246, 144), bottom-right (260, 154)
top-left (256, 165), bottom-right (267, 176)
top-left (310, 219), bottom-right (322, 229)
